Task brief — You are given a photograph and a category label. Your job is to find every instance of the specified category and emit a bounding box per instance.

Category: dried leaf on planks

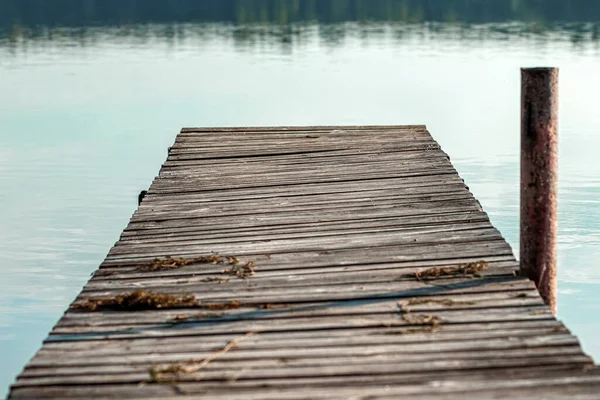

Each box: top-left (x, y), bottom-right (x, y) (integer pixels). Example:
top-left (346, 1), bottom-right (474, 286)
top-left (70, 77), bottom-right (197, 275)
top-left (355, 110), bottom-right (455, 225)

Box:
top-left (383, 326), bottom-right (443, 336)
top-left (405, 298), bottom-right (476, 307)
top-left (137, 255), bottom-right (241, 272)
top-left (403, 261), bottom-right (488, 281)
top-left (72, 292), bottom-right (251, 313)
top-left (397, 301), bottom-right (442, 333)
top-left (148, 332), bottom-right (257, 384)
top-left (71, 291), bottom-right (199, 311)
top-left (201, 277), bottom-right (230, 284)
top-left (170, 312), bottom-right (224, 322)
top-left (222, 261), bottom-right (256, 279)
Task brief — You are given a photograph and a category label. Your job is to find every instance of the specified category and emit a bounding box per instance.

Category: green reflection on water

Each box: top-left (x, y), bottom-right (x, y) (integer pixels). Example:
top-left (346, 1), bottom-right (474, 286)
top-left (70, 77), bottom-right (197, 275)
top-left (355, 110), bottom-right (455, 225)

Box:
top-left (2, 0), bottom-right (600, 48)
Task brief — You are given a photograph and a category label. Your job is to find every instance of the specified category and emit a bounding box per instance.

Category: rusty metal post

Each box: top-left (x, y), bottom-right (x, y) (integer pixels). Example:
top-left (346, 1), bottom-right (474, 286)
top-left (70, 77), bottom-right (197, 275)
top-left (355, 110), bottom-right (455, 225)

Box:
top-left (520, 68), bottom-right (559, 314)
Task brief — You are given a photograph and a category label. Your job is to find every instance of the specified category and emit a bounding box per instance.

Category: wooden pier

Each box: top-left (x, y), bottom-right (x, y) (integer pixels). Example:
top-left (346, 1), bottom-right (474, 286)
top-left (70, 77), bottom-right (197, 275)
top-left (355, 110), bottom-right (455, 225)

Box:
top-left (9, 126), bottom-right (600, 399)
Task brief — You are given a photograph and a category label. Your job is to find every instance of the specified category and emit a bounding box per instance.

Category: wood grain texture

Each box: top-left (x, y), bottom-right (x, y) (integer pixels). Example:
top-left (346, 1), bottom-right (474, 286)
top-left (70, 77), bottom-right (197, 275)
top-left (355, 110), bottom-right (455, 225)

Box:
top-left (8, 125), bottom-right (598, 399)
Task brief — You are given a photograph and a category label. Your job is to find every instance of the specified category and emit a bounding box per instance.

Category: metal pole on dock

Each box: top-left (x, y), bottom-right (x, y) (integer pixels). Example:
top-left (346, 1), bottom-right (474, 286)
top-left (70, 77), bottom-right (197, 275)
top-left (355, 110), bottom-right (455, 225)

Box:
top-left (520, 67), bottom-right (559, 314)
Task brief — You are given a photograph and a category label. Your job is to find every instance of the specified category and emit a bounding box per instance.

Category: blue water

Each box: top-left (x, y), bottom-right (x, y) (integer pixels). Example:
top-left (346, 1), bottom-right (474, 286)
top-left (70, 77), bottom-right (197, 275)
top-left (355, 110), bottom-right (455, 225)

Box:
top-left (2, 21), bottom-right (600, 396)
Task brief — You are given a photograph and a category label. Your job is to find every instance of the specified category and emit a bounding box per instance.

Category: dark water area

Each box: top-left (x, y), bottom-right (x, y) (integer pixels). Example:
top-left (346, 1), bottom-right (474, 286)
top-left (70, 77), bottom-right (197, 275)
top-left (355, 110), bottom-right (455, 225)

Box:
top-left (2, 0), bottom-right (600, 45)
top-left (3, 0), bottom-right (600, 25)
top-left (1, 0), bottom-right (600, 396)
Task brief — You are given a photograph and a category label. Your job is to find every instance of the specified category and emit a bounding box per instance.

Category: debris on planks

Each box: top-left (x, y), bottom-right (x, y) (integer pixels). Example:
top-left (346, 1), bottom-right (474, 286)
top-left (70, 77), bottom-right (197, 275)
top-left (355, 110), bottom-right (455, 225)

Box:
top-left (170, 312), bottom-right (224, 322)
top-left (394, 294), bottom-right (487, 332)
top-left (406, 260), bottom-right (488, 281)
top-left (257, 303), bottom-right (291, 310)
top-left (402, 313), bottom-right (442, 328)
top-left (222, 261), bottom-right (256, 279)
top-left (137, 255), bottom-right (241, 272)
top-left (200, 277), bottom-right (230, 284)
top-left (405, 298), bottom-right (477, 307)
top-left (384, 326), bottom-right (443, 336)
top-left (71, 291), bottom-right (199, 311)
top-left (397, 301), bottom-right (442, 333)
top-left (73, 293), bottom-right (291, 316)
top-left (148, 332), bottom-right (257, 384)
top-left (200, 300), bottom-right (242, 310)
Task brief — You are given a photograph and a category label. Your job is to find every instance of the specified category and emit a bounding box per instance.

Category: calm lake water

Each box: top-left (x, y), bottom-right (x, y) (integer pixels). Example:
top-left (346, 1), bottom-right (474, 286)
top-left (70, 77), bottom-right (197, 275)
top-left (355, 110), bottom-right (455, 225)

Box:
top-left (2, 0), bottom-right (600, 395)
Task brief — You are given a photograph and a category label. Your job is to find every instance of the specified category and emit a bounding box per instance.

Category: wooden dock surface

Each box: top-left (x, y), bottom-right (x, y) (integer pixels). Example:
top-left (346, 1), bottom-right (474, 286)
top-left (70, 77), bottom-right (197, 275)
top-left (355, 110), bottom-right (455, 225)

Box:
top-left (10, 126), bottom-right (600, 399)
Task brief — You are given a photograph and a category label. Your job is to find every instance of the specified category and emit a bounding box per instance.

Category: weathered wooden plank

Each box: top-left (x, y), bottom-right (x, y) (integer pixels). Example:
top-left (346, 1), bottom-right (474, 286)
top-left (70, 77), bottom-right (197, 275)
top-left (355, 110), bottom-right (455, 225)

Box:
top-left (102, 242), bottom-right (511, 269)
top-left (174, 135), bottom-right (434, 144)
top-left (176, 127), bottom-right (428, 137)
top-left (60, 292), bottom-right (543, 329)
top-left (149, 165), bottom-right (455, 186)
top-left (132, 195), bottom-right (476, 220)
top-left (94, 256), bottom-right (516, 282)
top-left (10, 355), bottom-right (594, 388)
top-left (161, 153), bottom-right (450, 172)
top-left (147, 173), bottom-right (462, 193)
top-left (147, 169), bottom-right (457, 194)
top-left (80, 272), bottom-right (521, 306)
top-left (22, 344), bottom-right (585, 376)
top-left (140, 182), bottom-right (468, 204)
top-left (174, 129), bottom-right (429, 139)
top-left (163, 151), bottom-right (448, 169)
top-left (39, 329), bottom-right (564, 367)
top-left (121, 203), bottom-right (484, 235)
top-left (167, 141), bottom-right (439, 156)
top-left (118, 211), bottom-right (488, 240)
top-left (79, 272), bottom-right (527, 298)
top-left (9, 365), bottom-right (599, 399)
top-left (140, 174), bottom-right (467, 203)
top-left (117, 216), bottom-right (488, 243)
top-left (140, 190), bottom-right (468, 211)
top-left (40, 318), bottom-right (570, 346)
top-left (33, 324), bottom-right (562, 359)
top-left (133, 191), bottom-right (474, 217)
top-left (170, 136), bottom-right (435, 148)
top-left (107, 228), bottom-right (502, 260)
top-left (137, 186), bottom-right (470, 211)
top-left (101, 241), bottom-right (515, 269)
top-left (138, 184), bottom-right (470, 205)
top-left (110, 227), bottom-right (497, 255)
top-left (11, 375), bottom-right (600, 400)
top-left (163, 150), bottom-right (445, 169)
top-left (87, 259), bottom-right (519, 289)
top-left (47, 312), bottom-right (558, 343)
top-left (51, 305), bottom-right (555, 338)
top-left (128, 195), bottom-right (478, 226)
top-left (164, 145), bottom-right (442, 162)
top-left (161, 153), bottom-right (448, 171)
top-left (118, 219), bottom-right (490, 247)
top-left (179, 125), bottom-right (428, 133)
top-left (38, 331), bottom-right (568, 357)
top-left (115, 221), bottom-right (492, 249)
